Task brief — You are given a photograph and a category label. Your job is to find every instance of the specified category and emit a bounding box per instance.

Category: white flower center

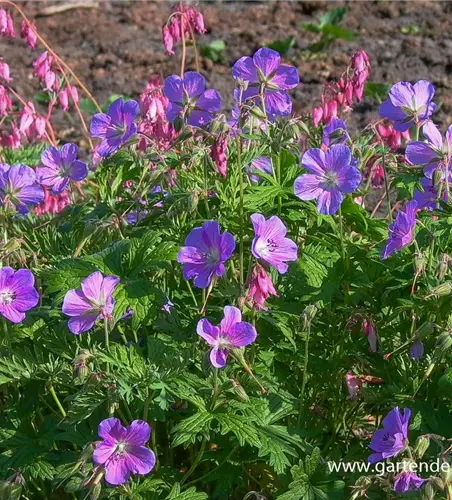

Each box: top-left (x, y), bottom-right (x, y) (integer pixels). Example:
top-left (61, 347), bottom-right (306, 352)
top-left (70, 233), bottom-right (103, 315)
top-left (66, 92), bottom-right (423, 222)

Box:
top-left (323, 170), bottom-right (339, 189)
top-left (0, 291), bottom-right (14, 305)
top-left (115, 442), bottom-right (128, 455)
top-left (217, 335), bottom-right (233, 350)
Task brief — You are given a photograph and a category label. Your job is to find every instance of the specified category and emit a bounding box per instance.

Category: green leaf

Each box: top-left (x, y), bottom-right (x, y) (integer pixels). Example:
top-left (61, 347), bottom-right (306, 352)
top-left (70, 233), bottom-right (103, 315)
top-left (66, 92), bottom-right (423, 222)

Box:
top-left (216, 413), bottom-right (261, 448)
top-left (167, 483), bottom-right (208, 500)
top-left (114, 279), bottom-right (165, 330)
top-left (266, 37), bottom-right (295, 56)
top-left (321, 24), bottom-right (355, 41)
top-left (172, 412), bottom-right (213, 447)
top-left (319, 7), bottom-right (348, 27)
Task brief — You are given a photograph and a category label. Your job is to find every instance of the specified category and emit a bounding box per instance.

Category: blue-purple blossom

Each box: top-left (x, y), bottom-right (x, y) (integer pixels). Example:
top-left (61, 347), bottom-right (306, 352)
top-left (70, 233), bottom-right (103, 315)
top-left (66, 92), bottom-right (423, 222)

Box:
top-left (413, 177), bottom-right (450, 210)
top-left (36, 143), bottom-right (88, 194)
top-left (178, 221), bottom-right (235, 288)
top-left (251, 214), bottom-right (298, 274)
top-left (410, 341), bottom-right (424, 361)
top-left (381, 200), bottom-right (417, 259)
top-left (380, 80), bottom-right (437, 132)
top-left (164, 72), bottom-right (222, 127)
top-left (406, 121), bottom-right (452, 179)
top-left (161, 298), bottom-right (174, 313)
top-left (368, 407), bottom-right (411, 463)
top-left (0, 267), bottom-right (39, 323)
top-left (247, 156), bottom-right (274, 183)
top-left (90, 98), bottom-right (140, 158)
top-left (0, 163), bottom-right (44, 215)
top-left (294, 144), bottom-right (362, 215)
top-left (322, 117), bottom-right (349, 147)
top-left (197, 305), bottom-right (257, 368)
top-left (62, 271), bottom-right (120, 334)
top-left (232, 47), bottom-right (299, 119)
top-left (394, 472), bottom-right (425, 494)
top-left (93, 418), bottom-right (156, 485)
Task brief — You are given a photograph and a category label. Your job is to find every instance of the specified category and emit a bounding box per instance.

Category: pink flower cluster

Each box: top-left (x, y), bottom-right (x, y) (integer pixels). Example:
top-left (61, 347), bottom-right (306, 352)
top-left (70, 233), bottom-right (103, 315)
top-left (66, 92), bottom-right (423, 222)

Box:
top-left (0, 9), bottom-right (80, 148)
top-left (35, 188), bottom-right (71, 216)
top-left (0, 8), bottom-right (15, 37)
top-left (313, 50), bottom-right (371, 127)
top-left (245, 264), bottom-right (278, 310)
top-left (138, 76), bottom-right (176, 151)
top-left (211, 136), bottom-right (228, 177)
top-left (162, 2), bottom-right (206, 55)
top-left (377, 122), bottom-right (410, 151)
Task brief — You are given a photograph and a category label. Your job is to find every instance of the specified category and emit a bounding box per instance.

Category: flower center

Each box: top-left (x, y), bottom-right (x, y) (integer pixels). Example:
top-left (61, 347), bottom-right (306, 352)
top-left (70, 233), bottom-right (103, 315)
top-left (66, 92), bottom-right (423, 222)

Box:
top-left (207, 247), bottom-right (221, 265)
top-left (323, 170), bottom-right (339, 189)
top-left (0, 291), bottom-right (15, 305)
top-left (217, 335), bottom-right (233, 350)
top-left (115, 442), bottom-right (128, 455)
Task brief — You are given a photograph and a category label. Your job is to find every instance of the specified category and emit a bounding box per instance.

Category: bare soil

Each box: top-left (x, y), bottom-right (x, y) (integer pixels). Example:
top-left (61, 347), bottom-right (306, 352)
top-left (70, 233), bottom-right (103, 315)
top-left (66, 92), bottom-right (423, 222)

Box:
top-left (2, 0), bottom-right (452, 136)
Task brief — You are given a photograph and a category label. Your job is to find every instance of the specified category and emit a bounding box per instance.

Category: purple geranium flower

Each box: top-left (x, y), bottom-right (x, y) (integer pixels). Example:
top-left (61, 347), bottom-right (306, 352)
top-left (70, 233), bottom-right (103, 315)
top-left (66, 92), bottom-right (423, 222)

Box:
top-left (197, 305), bottom-right (257, 368)
top-left (413, 176), bottom-right (450, 210)
top-left (161, 298), bottom-right (174, 313)
top-left (0, 163), bottom-right (44, 215)
top-left (410, 341), bottom-right (424, 361)
top-left (368, 407), bottom-right (411, 464)
top-left (380, 80), bottom-right (437, 132)
top-left (232, 47), bottom-right (299, 119)
top-left (406, 121), bottom-right (452, 179)
top-left (394, 472), bottom-right (425, 494)
top-left (294, 144), bottom-right (362, 215)
top-left (247, 156), bottom-right (274, 183)
top-left (178, 220), bottom-right (235, 289)
top-left (93, 418), bottom-right (156, 485)
top-left (62, 271), bottom-right (120, 334)
top-left (164, 72), bottom-right (222, 127)
top-left (251, 213), bottom-right (298, 273)
top-left (36, 143), bottom-right (88, 194)
top-left (0, 267), bottom-right (39, 323)
top-left (323, 117), bottom-right (349, 147)
top-left (90, 97), bottom-right (140, 158)
top-left (381, 200), bottom-right (417, 259)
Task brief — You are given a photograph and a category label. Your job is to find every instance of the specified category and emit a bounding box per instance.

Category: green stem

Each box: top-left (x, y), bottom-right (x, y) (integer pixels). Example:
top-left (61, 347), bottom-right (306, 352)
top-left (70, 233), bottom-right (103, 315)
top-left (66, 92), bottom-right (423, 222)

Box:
top-left (185, 279), bottom-right (198, 308)
top-left (275, 152), bottom-right (282, 215)
top-left (338, 206), bottom-right (346, 264)
top-left (297, 323), bottom-right (311, 427)
top-left (382, 153), bottom-right (393, 222)
top-left (48, 384), bottom-right (66, 418)
top-left (185, 445), bottom-right (239, 487)
top-left (104, 318), bottom-right (110, 373)
top-left (236, 135), bottom-right (245, 287)
top-left (180, 438), bottom-right (207, 486)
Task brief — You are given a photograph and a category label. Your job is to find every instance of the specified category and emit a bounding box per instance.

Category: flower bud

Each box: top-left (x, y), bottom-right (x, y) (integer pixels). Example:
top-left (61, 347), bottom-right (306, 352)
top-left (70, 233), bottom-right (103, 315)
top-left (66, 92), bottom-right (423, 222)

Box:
top-left (187, 191), bottom-right (199, 214)
top-left (426, 282), bottom-right (452, 298)
top-left (410, 341), bottom-right (425, 361)
top-left (422, 481), bottom-right (436, 500)
top-left (301, 304), bottom-right (318, 329)
top-left (232, 379), bottom-right (249, 402)
top-left (414, 253), bottom-right (427, 275)
top-left (441, 463), bottom-right (452, 484)
top-left (413, 435), bottom-right (430, 459)
top-left (312, 107), bottom-right (323, 127)
top-left (438, 254), bottom-right (451, 280)
top-left (363, 319), bottom-right (378, 352)
top-left (413, 322), bottom-right (436, 340)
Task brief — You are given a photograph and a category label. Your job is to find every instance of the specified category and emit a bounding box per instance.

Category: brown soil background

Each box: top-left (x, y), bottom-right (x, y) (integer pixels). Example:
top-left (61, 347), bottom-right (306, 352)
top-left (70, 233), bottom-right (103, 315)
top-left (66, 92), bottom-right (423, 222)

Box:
top-left (2, 0), bottom-right (452, 137)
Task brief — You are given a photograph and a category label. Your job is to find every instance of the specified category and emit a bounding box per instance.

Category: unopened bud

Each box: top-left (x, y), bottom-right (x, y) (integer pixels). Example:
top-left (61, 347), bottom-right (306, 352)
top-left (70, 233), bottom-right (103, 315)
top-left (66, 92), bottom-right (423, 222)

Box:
top-left (250, 104), bottom-right (268, 120)
top-left (441, 463), bottom-right (452, 484)
top-left (430, 476), bottom-right (444, 490)
top-left (173, 116), bottom-right (185, 132)
top-left (438, 254), bottom-right (451, 280)
top-left (434, 168), bottom-right (444, 188)
top-left (426, 282), bottom-right (452, 298)
top-left (435, 330), bottom-right (452, 354)
top-left (414, 253), bottom-right (427, 275)
top-left (90, 482), bottom-right (102, 500)
top-left (301, 304), bottom-right (318, 329)
top-left (414, 436), bottom-right (430, 459)
top-left (187, 192), bottom-right (199, 213)
top-left (422, 481), bottom-right (436, 500)
top-left (231, 379), bottom-right (249, 402)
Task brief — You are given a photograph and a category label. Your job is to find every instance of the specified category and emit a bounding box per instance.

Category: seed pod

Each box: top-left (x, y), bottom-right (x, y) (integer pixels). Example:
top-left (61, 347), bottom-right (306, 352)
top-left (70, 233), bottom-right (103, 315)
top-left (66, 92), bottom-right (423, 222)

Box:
top-left (414, 435), bottom-right (430, 458)
top-left (426, 282), bottom-right (452, 298)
